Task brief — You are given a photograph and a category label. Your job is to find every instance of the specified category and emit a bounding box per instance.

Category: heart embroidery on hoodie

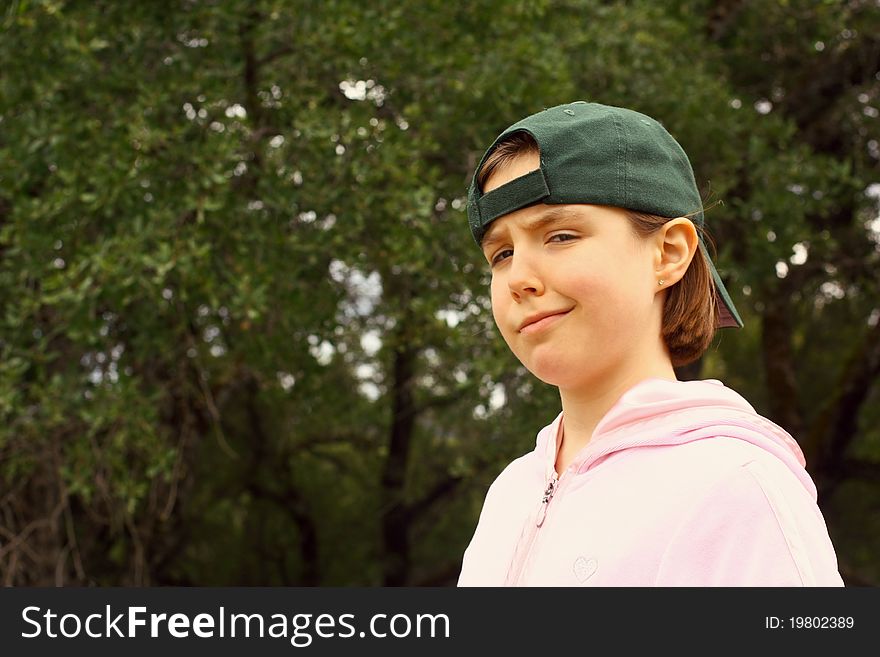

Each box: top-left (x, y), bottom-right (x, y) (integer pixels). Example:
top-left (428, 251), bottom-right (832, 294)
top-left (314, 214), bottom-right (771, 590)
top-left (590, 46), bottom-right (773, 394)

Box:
top-left (573, 557), bottom-right (598, 583)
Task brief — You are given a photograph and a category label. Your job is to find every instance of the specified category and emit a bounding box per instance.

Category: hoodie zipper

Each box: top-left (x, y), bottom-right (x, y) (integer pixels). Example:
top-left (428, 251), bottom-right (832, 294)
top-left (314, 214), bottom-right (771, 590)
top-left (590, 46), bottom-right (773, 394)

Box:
top-left (536, 472), bottom-right (559, 526)
top-left (504, 471), bottom-right (563, 585)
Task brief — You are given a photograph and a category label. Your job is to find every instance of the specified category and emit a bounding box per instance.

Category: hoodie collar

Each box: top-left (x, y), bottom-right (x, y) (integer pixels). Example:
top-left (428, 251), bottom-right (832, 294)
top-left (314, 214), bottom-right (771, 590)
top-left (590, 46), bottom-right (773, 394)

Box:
top-left (538, 377), bottom-right (808, 483)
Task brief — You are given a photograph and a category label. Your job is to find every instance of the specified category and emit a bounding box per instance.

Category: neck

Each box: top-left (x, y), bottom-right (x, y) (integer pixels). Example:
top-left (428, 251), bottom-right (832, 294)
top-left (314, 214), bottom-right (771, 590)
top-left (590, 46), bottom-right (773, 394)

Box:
top-left (555, 345), bottom-right (676, 473)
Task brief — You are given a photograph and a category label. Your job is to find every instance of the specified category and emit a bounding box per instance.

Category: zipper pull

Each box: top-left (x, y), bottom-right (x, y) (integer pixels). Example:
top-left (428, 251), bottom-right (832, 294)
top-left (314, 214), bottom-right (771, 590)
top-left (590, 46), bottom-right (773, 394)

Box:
top-left (536, 474), bottom-right (559, 527)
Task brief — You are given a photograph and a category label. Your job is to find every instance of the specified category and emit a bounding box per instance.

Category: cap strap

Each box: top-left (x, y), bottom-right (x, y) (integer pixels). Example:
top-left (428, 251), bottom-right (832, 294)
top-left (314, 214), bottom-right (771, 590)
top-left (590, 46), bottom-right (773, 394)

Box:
top-left (476, 168), bottom-right (551, 229)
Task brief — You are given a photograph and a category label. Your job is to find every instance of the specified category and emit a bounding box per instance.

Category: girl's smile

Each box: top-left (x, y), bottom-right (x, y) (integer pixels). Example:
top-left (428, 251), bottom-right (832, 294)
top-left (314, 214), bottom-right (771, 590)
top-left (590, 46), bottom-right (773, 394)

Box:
top-left (518, 308), bottom-right (573, 334)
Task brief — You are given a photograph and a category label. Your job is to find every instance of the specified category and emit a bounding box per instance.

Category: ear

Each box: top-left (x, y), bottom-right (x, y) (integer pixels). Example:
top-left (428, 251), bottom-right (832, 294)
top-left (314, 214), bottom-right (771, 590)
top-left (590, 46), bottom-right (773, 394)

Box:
top-left (653, 218), bottom-right (698, 289)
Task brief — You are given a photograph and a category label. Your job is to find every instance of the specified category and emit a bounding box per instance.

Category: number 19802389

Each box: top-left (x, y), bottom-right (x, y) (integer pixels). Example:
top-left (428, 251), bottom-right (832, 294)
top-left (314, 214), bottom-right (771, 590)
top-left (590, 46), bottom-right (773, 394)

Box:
top-left (765, 616), bottom-right (854, 629)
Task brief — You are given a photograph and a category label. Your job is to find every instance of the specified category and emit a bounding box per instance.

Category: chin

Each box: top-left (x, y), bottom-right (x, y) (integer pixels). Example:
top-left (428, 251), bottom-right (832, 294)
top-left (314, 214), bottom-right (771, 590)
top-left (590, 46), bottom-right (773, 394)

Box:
top-left (522, 354), bottom-right (596, 389)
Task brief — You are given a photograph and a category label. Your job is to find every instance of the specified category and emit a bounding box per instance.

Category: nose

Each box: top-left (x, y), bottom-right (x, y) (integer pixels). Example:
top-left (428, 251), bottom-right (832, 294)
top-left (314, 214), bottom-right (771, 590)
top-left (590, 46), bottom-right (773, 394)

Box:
top-left (506, 250), bottom-right (544, 301)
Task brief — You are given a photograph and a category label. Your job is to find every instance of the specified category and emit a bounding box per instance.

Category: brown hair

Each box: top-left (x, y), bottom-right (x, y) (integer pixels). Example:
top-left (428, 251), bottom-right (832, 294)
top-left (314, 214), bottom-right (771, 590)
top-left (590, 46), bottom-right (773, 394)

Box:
top-left (477, 132), bottom-right (718, 367)
top-left (477, 131), bottom-right (541, 190)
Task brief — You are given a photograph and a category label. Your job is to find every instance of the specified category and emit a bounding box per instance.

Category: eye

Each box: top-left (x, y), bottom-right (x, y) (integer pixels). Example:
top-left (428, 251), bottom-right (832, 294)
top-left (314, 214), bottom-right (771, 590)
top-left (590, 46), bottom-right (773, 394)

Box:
top-left (490, 248), bottom-right (513, 266)
top-left (548, 233), bottom-right (578, 243)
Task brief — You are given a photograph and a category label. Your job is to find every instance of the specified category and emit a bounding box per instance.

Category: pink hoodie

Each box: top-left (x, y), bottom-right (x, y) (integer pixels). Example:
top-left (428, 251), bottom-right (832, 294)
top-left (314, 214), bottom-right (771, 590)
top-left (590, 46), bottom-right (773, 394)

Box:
top-left (457, 378), bottom-right (844, 586)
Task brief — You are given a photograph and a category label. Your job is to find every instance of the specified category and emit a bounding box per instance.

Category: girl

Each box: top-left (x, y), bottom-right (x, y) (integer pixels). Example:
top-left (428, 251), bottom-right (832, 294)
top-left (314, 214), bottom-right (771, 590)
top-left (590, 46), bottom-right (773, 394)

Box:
top-left (457, 101), bottom-right (843, 586)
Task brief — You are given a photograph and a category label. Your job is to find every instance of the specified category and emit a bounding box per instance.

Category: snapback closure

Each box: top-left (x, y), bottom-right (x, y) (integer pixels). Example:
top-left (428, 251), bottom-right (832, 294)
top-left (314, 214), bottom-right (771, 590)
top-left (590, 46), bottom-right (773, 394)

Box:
top-left (476, 168), bottom-right (551, 230)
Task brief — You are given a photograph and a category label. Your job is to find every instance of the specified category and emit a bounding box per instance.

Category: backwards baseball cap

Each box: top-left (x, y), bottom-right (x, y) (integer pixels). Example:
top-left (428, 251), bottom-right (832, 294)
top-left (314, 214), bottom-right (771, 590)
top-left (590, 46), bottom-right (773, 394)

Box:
top-left (466, 101), bottom-right (743, 329)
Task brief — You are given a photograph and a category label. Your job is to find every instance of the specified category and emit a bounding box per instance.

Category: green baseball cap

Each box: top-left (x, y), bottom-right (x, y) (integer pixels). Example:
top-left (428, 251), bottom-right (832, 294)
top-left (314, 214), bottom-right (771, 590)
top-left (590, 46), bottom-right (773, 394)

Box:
top-left (466, 101), bottom-right (743, 329)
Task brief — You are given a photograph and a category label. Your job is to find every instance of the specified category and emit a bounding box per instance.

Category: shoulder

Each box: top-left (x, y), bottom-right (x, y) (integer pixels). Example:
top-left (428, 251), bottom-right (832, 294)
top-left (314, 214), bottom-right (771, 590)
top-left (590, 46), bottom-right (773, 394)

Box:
top-left (654, 451), bottom-right (842, 585)
top-left (484, 447), bottom-right (543, 501)
top-left (605, 435), bottom-right (803, 498)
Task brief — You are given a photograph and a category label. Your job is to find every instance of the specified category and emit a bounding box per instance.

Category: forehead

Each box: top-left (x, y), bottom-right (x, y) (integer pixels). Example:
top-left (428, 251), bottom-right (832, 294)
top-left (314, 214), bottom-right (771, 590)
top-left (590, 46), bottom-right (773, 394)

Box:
top-left (480, 203), bottom-right (634, 251)
top-left (481, 205), bottom-right (588, 244)
top-left (481, 151), bottom-right (568, 247)
top-left (483, 151), bottom-right (541, 194)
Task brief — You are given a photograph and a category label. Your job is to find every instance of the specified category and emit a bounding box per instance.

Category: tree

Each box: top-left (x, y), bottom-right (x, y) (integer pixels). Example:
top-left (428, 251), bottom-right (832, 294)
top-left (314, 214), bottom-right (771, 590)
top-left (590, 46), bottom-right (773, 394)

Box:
top-left (1, 0), bottom-right (877, 586)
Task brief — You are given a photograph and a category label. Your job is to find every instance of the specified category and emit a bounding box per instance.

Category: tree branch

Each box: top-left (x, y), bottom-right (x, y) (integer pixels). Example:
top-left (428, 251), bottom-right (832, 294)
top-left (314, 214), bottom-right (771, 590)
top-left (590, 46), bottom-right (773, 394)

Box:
top-left (405, 474), bottom-right (464, 525)
top-left (809, 318), bottom-right (880, 493)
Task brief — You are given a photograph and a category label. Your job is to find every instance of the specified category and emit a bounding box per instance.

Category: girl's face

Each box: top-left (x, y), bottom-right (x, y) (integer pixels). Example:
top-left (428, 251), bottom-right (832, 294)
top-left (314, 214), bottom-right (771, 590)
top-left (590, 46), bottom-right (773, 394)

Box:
top-left (482, 152), bottom-right (667, 392)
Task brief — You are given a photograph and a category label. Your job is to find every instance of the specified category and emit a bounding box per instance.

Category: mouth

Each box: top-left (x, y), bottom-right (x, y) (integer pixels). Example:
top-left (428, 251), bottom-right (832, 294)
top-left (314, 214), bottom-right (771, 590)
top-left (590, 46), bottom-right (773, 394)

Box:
top-left (518, 309), bottom-right (572, 334)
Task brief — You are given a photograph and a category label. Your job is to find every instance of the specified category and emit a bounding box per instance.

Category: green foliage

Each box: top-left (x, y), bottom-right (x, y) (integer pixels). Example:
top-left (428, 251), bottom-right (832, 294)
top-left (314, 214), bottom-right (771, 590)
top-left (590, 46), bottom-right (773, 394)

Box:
top-left (1, 0), bottom-right (877, 585)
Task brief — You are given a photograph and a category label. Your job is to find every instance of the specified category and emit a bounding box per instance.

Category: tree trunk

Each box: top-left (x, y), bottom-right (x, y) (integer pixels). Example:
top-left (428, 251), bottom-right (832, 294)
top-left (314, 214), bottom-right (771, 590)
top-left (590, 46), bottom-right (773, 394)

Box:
top-left (760, 289), bottom-right (804, 440)
top-left (808, 319), bottom-right (880, 499)
top-left (380, 337), bottom-right (417, 586)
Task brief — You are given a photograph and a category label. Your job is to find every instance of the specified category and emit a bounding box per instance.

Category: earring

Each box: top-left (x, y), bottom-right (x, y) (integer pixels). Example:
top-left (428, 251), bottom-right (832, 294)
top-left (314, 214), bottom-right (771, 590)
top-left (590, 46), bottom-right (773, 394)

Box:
top-left (658, 279), bottom-right (665, 286)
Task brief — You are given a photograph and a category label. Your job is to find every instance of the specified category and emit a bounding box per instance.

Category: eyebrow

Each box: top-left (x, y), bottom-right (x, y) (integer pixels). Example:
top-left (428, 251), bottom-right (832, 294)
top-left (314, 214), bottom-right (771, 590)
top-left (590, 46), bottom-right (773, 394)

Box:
top-left (481, 207), bottom-right (587, 253)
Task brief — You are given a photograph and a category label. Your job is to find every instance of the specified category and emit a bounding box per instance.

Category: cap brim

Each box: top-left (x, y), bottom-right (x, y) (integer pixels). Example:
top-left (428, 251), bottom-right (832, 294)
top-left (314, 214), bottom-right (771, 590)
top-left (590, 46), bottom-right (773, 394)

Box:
top-left (699, 240), bottom-right (744, 329)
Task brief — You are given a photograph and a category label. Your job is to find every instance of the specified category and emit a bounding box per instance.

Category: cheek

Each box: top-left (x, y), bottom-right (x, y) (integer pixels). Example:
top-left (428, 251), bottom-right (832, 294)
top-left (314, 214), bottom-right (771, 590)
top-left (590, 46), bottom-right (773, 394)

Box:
top-left (564, 268), bottom-right (617, 312)
top-left (490, 279), bottom-right (512, 336)
top-left (563, 267), bottom-right (652, 335)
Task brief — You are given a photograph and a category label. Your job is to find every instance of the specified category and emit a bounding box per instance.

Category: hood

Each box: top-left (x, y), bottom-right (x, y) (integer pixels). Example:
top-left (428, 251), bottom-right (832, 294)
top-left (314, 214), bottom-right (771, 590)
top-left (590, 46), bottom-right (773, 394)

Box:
top-left (537, 378), bottom-right (814, 497)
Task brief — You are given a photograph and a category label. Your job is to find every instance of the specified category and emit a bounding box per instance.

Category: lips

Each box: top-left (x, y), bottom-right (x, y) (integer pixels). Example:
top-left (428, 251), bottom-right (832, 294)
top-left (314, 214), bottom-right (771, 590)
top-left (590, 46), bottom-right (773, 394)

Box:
top-left (518, 309), bottom-right (572, 334)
